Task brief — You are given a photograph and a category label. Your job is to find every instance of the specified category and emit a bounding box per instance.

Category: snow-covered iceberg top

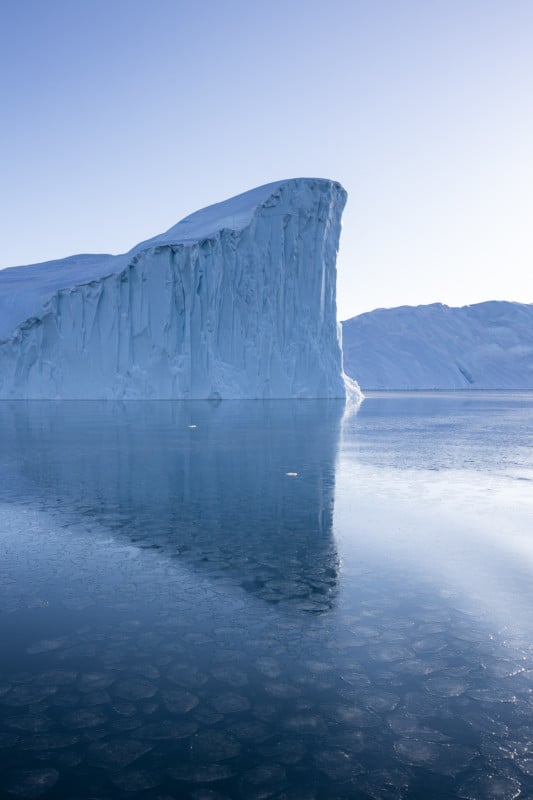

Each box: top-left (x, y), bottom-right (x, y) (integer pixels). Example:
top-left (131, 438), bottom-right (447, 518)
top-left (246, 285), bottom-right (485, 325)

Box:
top-left (0, 180), bottom-right (300, 341)
top-left (342, 301), bottom-right (533, 390)
top-left (0, 178), bottom-right (358, 400)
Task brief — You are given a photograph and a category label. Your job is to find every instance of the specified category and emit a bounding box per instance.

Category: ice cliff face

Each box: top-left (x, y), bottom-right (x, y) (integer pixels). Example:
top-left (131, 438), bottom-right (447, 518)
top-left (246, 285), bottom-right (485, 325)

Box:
top-left (342, 301), bottom-right (533, 390)
top-left (0, 178), bottom-right (354, 399)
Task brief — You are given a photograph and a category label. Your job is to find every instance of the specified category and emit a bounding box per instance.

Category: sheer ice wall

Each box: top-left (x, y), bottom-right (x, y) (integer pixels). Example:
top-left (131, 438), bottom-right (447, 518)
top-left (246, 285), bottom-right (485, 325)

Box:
top-left (0, 178), bottom-right (351, 399)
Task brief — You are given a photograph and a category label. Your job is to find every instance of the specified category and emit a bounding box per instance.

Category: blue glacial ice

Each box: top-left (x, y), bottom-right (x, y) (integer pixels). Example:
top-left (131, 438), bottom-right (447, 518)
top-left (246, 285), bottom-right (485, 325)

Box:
top-left (342, 300), bottom-right (533, 390)
top-left (0, 178), bottom-right (359, 400)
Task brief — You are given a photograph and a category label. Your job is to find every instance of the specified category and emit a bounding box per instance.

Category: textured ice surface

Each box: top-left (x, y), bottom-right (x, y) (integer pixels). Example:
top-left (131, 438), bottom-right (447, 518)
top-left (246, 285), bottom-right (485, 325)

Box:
top-left (0, 178), bottom-right (355, 400)
top-left (342, 301), bottom-right (533, 389)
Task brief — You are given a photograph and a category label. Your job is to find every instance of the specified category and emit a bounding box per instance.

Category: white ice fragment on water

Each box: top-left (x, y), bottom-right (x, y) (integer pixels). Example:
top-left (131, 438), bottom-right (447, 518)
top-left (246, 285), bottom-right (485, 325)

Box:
top-left (286, 472), bottom-right (298, 477)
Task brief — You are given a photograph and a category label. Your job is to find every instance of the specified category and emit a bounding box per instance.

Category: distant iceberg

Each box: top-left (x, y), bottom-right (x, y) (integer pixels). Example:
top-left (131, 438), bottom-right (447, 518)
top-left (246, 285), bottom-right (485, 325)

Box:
top-left (342, 301), bottom-right (533, 390)
top-left (0, 178), bottom-right (358, 400)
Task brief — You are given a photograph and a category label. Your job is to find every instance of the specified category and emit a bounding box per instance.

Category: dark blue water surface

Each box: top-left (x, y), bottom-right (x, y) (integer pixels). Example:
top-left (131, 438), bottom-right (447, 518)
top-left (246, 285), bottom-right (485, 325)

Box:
top-left (0, 394), bottom-right (532, 799)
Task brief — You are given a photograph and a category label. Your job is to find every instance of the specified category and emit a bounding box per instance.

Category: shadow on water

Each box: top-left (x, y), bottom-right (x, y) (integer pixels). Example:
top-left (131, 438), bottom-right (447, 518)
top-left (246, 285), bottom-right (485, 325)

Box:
top-left (0, 400), bottom-right (344, 611)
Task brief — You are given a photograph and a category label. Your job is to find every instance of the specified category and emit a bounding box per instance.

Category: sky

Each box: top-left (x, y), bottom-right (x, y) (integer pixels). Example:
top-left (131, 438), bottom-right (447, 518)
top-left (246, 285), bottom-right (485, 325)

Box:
top-left (1, 0), bottom-right (532, 320)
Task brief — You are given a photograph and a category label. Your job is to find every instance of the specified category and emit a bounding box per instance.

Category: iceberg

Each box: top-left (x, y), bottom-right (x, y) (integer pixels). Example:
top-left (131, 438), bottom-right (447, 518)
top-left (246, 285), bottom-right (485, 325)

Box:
top-left (0, 178), bottom-right (355, 400)
top-left (342, 301), bottom-right (533, 390)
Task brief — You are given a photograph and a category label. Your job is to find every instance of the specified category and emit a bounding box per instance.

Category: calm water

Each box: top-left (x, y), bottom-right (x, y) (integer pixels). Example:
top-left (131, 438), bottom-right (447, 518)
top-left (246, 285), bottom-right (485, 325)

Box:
top-left (0, 394), bottom-right (532, 800)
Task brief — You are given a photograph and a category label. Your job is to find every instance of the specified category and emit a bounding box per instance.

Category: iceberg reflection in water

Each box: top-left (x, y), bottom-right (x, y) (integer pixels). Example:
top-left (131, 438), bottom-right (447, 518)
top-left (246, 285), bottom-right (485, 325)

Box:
top-left (0, 394), bottom-right (532, 799)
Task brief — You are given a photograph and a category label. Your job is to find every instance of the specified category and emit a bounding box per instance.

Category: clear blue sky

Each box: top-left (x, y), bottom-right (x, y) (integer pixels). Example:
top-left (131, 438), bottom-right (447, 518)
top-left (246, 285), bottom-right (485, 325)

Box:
top-left (1, 0), bottom-right (532, 319)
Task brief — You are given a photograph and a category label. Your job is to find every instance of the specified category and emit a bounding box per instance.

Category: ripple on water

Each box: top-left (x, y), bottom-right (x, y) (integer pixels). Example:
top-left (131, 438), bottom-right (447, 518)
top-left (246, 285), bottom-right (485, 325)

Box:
top-left (87, 738), bottom-right (152, 769)
top-left (111, 769), bottom-right (162, 792)
top-left (113, 677), bottom-right (157, 701)
top-left (132, 719), bottom-right (199, 740)
top-left (190, 729), bottom-right (242, 761)
top-left (458, 774), bottom-right (522, 800)
top-left (161, 687), bottom-right (199, 714)
top-left (1, 686), bottom-right (57, 707)
top-left (3, 768), bottom-right (59, 798)
top-left (211, 693), bottom-right (251, 713)
top-left (168, 763), bottom-right (237, 783)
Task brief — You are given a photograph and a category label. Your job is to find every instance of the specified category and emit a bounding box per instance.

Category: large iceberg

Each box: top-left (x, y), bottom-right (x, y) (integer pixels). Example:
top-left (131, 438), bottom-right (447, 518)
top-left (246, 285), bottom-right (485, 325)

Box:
top-left (342, 301), bottom-right (533, 390)
top-left (0, 178), bottom-right (354, 400)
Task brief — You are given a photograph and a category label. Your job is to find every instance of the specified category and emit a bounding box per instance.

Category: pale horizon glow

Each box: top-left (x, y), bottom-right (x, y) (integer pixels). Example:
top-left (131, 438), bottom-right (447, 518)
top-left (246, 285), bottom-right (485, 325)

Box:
top-left (1, 0), bottom-right (532, 320)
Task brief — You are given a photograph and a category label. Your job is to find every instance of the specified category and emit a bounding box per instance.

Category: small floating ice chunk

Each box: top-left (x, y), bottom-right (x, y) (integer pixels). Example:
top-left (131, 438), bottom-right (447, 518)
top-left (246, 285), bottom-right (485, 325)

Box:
top-left (112, 717), bottom-right (144, 732)
top-left (26, 638), bottom-right (66, 655)
top-left (60, 709), bottom-right (107, 730)
top-left (275, 790), bottom-right (317, 800)
top-left (327, 704), bottom-right (379, 727)
top-left (1, 686), bottom-right (57, 707)
top-left (358, 768), bottom-right (410, 800)
top-left (425, 676), bottom-right (470, 697)
top-left (368, 644), bottom-right (414, 663)
top-left (114, 678), bottom-right (157, 701)
top-left (258, 738), bottom-right (307, 765)
top-left (161, 688), bottom-right (199, 714)
top-left (191, 729), bottom-right (242, 761)
top-left (111, 769), bottom-right (161, 792)
top-left (254, 657), bottom-right (282, 679)
top-left (35, 670), bottom-right (77, 687)
top-left (129, 663), bottom-right (160, 680)
top-left (5, 716), bottom-right (51, 733)
top-left (50, 750), bottom-right (82, 769)
top-left (339, 671), bottom-right (371, 689)
top-left (49, 692), bottom-right (78, 709)
top-left (458, 774), bottom-right (521, 800)
top-left (394, 739), bottom-right (442, 767)
top-left (239, 764), bottom-right (287, 795)
top-left (396, 658), bottom-right (444, 676)
top-left (189, 791), bottom-right (232, 800)
top-left (82, 689), bottom-right (112, 706)
top-left (282, 713), bottom-right (327, 734)
top-left (87, 738), bottom-right (152, 769)
top-left (359, 690), bottom-right (400, 713)
top-left (482, 659), bottom-right (527, 679)
top-left (167, 663), bottom-right (208, 688)
top-left (112, 700), bottom-right (137, 717)
top-left (263, 682), bottom-right (301, 699)
top-left (168, 763), bottom-right (237, 783)
top-left (285, 472), bottom-right (298, 477)
top-left (228, 720), bottom-right (271, 743)
top-left (193, 705), bottom-right (224, 726)
top-left (313, 750), bottom-right (364, 781)
top-left (211, 666), bottom-right (248, 688)
top-left (387, 712), bottom-right (450, 742)
top-left (133, 719), bottom-right (198, 740)
top-left (20, 733), bottom-right (80, 751)
top-left (303, 660), bottom-right (334, 674)
top-left (78, 671), bottom-right (116, 691)
top-left (466, 687), bottom-right (518, 704)
top-left (212, 693), bottom-right (251, 713)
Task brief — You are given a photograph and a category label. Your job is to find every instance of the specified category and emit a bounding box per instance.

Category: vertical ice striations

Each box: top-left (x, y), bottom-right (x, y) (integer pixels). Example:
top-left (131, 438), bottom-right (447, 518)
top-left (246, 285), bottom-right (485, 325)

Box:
top-left (0, 178), bottom-right (352, 399)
